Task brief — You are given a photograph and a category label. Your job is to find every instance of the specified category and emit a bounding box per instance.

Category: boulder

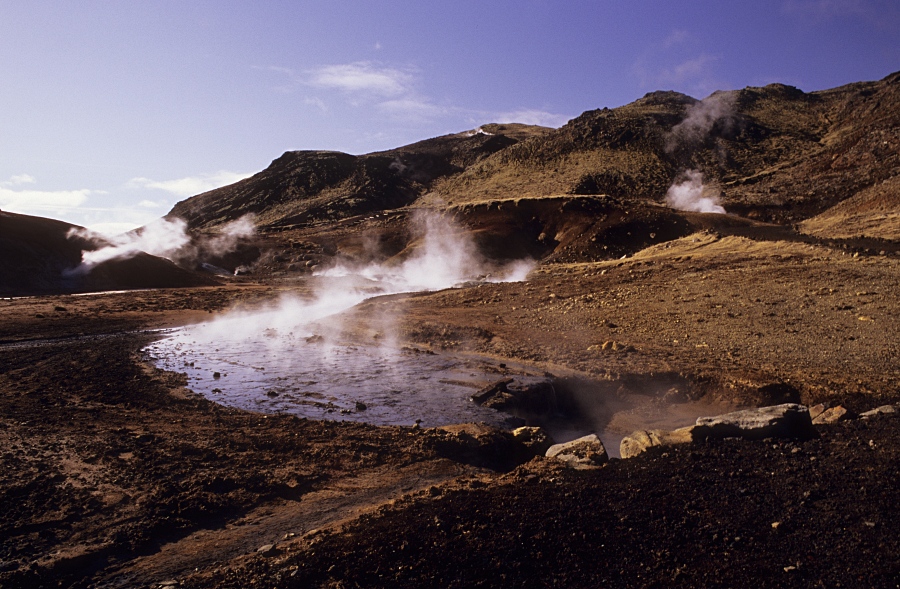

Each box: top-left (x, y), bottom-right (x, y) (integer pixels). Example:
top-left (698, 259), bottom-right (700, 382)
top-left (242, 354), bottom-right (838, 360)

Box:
top-left (545, 434), bottom-right (608, 469)
top-left (619, 426), bottom-right (696, 459)
top-left (694, 403), bottom-right (817, 441)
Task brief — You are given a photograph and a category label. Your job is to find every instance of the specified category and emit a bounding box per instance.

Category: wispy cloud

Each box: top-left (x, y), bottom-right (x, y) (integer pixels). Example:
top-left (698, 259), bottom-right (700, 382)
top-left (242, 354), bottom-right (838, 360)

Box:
top-left (663, 29), bottom-right (691, 49)
top-left (0, 185), bottom-right (91, 215)
top-left (260, 60), bottom-right (571, 130)
top-left (307, 62), bottom-right (414, 97)
top-left (493, 109), bottom-right (571, 128)
top-left (2, 174), bottom-right (37, 186)
top-left (126, 170), bottom-right (252, 197)
top-left (633, 40), bottom-right (724, 97)
top-left (656, 54), bottom-right (721, 87)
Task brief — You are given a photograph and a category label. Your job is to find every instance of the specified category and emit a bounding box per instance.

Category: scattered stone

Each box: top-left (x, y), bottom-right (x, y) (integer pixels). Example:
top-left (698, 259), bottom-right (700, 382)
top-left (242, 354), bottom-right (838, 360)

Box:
top-left (812, 405), bottom-right (851, 424)
top-left (545, 434), bottom-right (608, 469)
top-left (620, 426), bottom-right (695, 459)
top-left (694, 403), bottom-right (817, 441)
top-left (257, 543), bottom-right (279, 556)
top-left (809, 403), bottom-right (827, 421)
top-left (511, 426), bottom-right (554, 455)
top-left (859, 405), bottom-right (897, 419)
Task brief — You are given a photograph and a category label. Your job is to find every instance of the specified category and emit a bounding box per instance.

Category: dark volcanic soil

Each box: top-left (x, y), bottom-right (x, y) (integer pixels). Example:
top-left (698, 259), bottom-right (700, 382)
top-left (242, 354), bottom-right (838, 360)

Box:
top-left (2, 238), bottom-right (899, 588)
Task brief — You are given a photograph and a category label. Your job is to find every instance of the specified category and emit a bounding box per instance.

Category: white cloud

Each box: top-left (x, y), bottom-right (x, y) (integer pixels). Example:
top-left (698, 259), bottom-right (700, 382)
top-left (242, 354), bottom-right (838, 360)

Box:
top-left (126, 170), bottom-right (252, 197)
top-left (138, 199), bottom-right (166, 208)
top-left (86, 221), bottom-right (143, 237)
top-left (307, 62), bottom-right (413, 97)
top-left (262, 60), bottom-right (572, 132)
top-left (2, 174), bottom-right (37, 186)
top-left (493, 109), bottom-right (571, 128)
top-left (303, 96), bottom-right (328, 112)
top-left (0, 186), bottom-right (91, 215)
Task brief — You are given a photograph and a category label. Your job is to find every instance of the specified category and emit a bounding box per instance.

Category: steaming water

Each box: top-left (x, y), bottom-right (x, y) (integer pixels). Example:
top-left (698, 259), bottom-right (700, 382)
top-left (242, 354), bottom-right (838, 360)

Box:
top-left (145, 233), bottom-right (538, 428)
top-left (146, 326), bottom-right (534, 428)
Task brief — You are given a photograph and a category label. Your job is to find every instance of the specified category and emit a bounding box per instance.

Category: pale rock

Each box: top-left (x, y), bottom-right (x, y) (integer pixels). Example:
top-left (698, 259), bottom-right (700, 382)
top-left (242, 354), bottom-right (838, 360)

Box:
top-left (694, 403), bottom-right (817, 441)
top-left (545, 434), bottom-right (608, 468)
top-left (859, 405), bottom-right (897, 419)
top-left (808, 403), bottom-right (827, 421)
top-left (812, 405), bottom-right (850, 424)
top-left (619, 426), bottom-right (696, 458)
top-left (512, 426), bottom-right (554, 455)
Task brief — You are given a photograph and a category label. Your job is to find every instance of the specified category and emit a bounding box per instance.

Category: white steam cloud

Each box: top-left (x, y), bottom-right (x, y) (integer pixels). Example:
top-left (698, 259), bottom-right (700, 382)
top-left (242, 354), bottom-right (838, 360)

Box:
top-left (66, 215), bottom-right (256, 274)
top-left (160, 210), bottom-right (534, 354)
top-left (320, 211), bottom-right (534, 289)
top-left (663, 92), bottom-right (735, 214)
top-left (666, 92), bottom-right (737, 153)
top-left (665, 170), bottom-right (725, 214)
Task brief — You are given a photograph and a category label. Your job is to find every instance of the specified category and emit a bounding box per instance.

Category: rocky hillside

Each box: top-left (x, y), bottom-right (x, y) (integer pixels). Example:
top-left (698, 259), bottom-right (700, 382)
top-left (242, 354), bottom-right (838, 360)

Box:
top-left (167, 124), bottom-right (552, 230)
top-left (169, 72), bottom-right (900, 235)
top-left (0, 211), bottom-right (218, 296)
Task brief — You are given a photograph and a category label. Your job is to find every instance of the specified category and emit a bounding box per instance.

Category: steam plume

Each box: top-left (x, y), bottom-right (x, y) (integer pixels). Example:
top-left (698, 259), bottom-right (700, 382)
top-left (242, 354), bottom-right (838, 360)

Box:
top-left (665, 170), bottom-right (725, 214)
top-left (320, 210), bottom-right (533, 290)
top-left (66, 215), bottom-right (256, 275)
top-left (166, 210), bottom-right (534, 352)
top-left (665, 92), bottom-right (737, 153)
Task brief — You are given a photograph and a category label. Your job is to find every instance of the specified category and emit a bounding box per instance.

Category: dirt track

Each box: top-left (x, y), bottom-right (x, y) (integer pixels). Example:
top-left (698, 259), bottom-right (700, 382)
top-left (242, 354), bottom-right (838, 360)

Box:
top-left (2, 235), bottom-right (899, 587)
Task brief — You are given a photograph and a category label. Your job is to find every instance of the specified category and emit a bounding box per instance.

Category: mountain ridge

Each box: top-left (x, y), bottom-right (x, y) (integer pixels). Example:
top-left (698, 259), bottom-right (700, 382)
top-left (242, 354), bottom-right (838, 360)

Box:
top-left (167, 70), bottom-right (900, 235)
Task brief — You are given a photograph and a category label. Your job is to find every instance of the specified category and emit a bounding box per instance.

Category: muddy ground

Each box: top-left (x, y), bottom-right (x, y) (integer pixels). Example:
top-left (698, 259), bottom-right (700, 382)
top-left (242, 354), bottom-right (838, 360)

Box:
top-left (2, 232), bottom-right (899, 588)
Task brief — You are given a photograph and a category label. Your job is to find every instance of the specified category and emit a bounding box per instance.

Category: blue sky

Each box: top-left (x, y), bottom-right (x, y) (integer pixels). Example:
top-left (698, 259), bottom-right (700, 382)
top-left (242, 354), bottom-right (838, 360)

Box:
top-left (1, 0), bottom-right (898, 234)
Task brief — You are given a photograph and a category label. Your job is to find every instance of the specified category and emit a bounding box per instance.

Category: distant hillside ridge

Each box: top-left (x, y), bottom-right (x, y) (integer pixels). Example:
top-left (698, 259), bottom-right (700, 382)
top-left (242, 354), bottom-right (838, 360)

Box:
top-left (168, 71), bottom-right (900, 231)
top-left (167, 124), bottom-right (552, 230)
top-left (0, 211), bottom-right (218, 296)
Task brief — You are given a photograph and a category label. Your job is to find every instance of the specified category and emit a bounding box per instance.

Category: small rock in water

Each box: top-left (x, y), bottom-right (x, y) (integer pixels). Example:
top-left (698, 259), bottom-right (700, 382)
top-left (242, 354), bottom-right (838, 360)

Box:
top-left (213, 372), bottom-right (221, 379)
top-left (355, 401), bottom-right (367, 411)
top-left (266, 390), bottom-right (279, 397)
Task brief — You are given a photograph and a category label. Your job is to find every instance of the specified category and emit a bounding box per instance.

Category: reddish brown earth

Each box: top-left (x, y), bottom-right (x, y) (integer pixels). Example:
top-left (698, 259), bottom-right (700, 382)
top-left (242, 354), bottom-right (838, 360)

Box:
top-left (2, 233), bottom-right (899, 588)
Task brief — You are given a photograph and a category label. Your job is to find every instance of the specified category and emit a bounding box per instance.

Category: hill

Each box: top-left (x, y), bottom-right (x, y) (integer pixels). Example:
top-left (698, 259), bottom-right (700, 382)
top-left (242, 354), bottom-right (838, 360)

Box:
top-left (169, 72), bottom-right (900, 238)
top-left (0, 211), bottom-right (219, 296)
